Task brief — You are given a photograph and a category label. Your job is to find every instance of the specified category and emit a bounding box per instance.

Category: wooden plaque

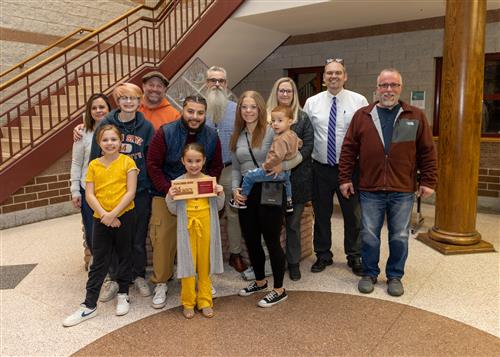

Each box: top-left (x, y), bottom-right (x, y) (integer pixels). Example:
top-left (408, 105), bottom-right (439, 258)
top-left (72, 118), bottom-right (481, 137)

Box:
top-left (172, 177), bottom-right (217, 200)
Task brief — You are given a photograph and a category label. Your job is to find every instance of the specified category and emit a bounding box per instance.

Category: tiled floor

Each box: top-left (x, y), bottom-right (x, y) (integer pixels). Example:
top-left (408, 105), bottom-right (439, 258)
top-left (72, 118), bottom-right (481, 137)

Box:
top-left (1, 203), bottom-right (499, 356)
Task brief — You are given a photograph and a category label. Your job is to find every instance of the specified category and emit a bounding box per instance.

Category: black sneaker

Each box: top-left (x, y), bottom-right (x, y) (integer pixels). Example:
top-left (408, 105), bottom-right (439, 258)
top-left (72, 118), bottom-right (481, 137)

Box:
top-left (347, 256), bottom-right (364, 276)
top-left (238, 281), bottom-right (268, 296)
top-left (311, 257), bottom-right (333, 273)
top-left (257, 289), bottom-right (288, 307)
top-left (229, 198), bottom-right (247, 209)
top-left (286, 199), bottom-right (294, 213)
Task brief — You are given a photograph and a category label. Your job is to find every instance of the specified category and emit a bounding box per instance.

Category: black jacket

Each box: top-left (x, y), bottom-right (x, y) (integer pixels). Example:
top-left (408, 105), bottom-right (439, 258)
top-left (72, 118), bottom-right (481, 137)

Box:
top-left (290, 110), bottom-right (314, 204)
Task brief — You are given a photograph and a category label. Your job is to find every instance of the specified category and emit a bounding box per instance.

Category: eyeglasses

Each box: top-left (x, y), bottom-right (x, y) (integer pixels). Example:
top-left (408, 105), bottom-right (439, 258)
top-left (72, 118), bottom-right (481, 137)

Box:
top-left (377, 83), bottom-right (401, 89)
top-left (118, 96), bottom-right (140, 102)
top-left (207, 78), bottom-right (226, 84)
top-left (278, 89), bottom-right (293, 95)
top-left (326, 58), bottom-right (344, 65)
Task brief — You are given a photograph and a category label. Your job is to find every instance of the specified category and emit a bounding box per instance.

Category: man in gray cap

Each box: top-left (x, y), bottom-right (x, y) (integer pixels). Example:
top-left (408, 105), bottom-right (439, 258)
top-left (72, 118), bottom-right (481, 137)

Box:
top-left (139, 71), bottom-right (180, 130)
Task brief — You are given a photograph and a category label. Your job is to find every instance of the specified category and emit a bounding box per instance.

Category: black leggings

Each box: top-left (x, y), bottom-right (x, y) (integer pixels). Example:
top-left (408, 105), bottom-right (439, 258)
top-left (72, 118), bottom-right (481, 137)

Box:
top-left (84, 210), bottom-right (135, 308)
top-left (239, 183), bottom-right (285, 289)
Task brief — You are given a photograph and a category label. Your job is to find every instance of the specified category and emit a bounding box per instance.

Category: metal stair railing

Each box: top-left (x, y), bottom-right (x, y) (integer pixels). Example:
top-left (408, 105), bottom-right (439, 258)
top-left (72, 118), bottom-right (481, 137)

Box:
top-left (0, 0), bottom-right (215, 168)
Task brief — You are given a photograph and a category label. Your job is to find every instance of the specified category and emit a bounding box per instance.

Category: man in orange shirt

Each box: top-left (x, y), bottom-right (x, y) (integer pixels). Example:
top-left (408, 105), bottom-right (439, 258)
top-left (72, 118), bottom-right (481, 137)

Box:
top-left (139, 71), bottom-right (180, 130)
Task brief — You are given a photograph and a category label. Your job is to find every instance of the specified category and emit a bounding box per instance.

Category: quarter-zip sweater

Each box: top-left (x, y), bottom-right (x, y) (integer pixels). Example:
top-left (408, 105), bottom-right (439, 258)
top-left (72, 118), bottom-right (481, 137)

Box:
top-left (339, 101), bottom-right (437, 192)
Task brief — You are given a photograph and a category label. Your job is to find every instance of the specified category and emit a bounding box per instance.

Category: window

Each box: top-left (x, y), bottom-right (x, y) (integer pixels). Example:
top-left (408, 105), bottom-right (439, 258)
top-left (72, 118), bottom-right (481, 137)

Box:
top-left (433, 52), bottom-right (500, 137)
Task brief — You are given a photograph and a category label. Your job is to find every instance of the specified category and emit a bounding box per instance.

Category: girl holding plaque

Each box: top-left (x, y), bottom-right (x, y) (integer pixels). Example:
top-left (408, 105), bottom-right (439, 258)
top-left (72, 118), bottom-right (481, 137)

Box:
top-left (166, 143), bottom-right (225, 319)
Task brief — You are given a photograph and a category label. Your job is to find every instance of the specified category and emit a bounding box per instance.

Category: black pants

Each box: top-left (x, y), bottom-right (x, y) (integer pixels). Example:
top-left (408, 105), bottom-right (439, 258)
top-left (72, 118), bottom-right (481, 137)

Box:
top-left (312, 161), bottom-right (361, 261)
top-left (285, 203), bottom-right (305, 265)
top-left (109, 191), bottom-right (151, 281)
top-left (239, 183), bottom-right (285, 289)
top-left (84, 210), bottom-right (135, 308)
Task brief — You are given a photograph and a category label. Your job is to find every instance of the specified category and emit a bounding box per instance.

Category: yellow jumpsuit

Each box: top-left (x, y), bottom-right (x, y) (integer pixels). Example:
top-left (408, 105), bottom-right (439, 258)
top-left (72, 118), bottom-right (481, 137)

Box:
top-left (181, 197), bottom-right (213, 309)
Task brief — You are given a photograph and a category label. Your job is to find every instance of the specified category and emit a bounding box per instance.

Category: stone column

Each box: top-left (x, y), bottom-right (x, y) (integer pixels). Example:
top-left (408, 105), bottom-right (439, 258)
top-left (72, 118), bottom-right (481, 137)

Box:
top-left (417, 0), bottom-right (494, 254)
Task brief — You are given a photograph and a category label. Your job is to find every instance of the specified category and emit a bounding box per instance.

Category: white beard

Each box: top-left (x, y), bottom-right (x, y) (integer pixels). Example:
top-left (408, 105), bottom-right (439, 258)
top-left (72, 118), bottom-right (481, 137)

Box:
top-left (206, 88), bottom-right (229, 125)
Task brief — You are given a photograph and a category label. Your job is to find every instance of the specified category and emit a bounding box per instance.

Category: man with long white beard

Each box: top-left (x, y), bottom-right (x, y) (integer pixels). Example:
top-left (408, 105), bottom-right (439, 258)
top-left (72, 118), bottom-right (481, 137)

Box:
top-left (204, 66), bottom-right (247, 273)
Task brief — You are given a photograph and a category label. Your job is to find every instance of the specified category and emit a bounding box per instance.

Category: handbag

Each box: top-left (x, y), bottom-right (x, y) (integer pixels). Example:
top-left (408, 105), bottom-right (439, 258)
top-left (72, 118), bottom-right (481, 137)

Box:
top-left (245, 132), bottom-right (284, 207)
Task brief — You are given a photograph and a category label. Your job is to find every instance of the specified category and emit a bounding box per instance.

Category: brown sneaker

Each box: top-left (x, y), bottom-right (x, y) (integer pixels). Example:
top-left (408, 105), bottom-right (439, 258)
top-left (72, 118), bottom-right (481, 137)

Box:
top-left (202, 307), bottom-right (214, 318)
top-left (183, 308), bottom-right (195, 319)
top-left (229, 253), bottom-right (247, 273)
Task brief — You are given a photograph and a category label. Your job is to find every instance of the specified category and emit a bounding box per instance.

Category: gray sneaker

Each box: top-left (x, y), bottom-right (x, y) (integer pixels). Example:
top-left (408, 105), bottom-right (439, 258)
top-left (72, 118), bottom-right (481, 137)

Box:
top-left (134, 277), bottom-right (152, 297)
top-left (99, 280), bottom-right (119, 302)
top-left (387, 278), bottom-right (404, 296)
top-left (358, 276), bottom-right (377, 294)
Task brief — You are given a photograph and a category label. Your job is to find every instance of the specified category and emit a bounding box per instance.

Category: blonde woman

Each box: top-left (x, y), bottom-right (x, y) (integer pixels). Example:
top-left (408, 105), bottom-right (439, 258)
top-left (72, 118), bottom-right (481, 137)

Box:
top-left (266, 77), bottom-right (314, 281)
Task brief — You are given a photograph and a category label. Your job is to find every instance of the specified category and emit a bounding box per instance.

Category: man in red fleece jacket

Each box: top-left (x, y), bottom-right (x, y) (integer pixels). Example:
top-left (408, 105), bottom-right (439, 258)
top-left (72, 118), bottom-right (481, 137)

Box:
top-left (339, 68), bottom-right (437, 297)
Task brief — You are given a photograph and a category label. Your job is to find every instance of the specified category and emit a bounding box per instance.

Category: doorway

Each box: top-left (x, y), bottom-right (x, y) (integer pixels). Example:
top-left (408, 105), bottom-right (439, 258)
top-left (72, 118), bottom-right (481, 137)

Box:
top-left (287, 66), bottom-right (324, 106)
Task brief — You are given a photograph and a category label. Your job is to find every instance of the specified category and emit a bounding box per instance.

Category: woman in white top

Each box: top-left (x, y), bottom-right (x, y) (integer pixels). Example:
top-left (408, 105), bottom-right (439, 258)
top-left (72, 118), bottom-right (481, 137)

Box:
top-left (70, 93), bottom-right (111, 254)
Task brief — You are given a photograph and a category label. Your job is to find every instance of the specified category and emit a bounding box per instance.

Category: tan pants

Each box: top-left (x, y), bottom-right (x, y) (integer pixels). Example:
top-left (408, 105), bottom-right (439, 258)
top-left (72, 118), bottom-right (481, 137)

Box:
top-left (149, 196), bottom-right (177, 284)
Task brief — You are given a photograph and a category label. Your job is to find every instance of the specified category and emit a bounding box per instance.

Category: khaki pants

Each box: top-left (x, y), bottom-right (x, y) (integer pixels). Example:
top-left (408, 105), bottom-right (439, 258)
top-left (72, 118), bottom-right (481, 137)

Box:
top-left (149, 196), bottom-right (177, 284)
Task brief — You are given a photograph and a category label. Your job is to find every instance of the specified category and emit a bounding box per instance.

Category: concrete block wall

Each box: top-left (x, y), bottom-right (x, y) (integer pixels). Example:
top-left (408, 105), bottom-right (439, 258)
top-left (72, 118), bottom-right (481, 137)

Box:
top-left (233, 22), bottom-right (500, 209)
top-left (233, 22), bottom-right (500, 127)
top-left (0, 0), bottom-right (139, 76)
top-left (0, 0), bottom-right (136, 36)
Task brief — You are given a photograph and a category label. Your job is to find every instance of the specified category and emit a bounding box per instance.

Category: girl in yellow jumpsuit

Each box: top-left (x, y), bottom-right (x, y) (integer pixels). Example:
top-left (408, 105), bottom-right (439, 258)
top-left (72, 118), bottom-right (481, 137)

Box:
top-left (166, 143), bottom-right (224, 319)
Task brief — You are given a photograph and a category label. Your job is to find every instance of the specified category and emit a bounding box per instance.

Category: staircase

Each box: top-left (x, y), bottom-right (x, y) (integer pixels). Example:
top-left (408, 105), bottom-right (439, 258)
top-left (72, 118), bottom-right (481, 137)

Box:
top-left (0, 0), bottom-right (245, 203)
top-left (1, 75), bottom-right (106, 161)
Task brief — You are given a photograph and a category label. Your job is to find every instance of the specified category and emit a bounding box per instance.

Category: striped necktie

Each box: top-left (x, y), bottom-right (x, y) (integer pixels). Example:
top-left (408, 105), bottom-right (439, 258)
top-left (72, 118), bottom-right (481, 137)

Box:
top-left (327, 96), bottom-right (337, 165)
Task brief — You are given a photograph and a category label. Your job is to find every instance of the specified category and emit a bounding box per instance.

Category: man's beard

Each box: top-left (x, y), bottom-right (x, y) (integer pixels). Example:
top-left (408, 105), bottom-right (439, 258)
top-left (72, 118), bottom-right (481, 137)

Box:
top-left (206, 87), bottom-right (229, 125)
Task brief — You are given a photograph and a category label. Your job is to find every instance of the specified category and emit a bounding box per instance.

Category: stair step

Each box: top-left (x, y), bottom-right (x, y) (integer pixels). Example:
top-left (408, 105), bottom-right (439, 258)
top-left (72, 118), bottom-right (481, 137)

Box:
top-left (1, 126), bottom-right (42, 139)
top-left (1, 138), bottom-right (29, 151)
top-left (20, 116), bottom-right (61, 129)
top-left (49, 94), bottom-right (88, 106)
top-left (78, 75), bottom-right (111, 86)
top-left (35, 105), bottom-right (78, 118)
top-left (66, 83), bottom-right (110, 95)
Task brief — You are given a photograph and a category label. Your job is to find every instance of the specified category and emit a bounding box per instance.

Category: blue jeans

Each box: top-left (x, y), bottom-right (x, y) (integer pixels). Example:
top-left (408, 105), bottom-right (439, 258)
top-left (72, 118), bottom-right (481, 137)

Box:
top-left (241, 168), bottom-right (292, 201)
top-left (359, 191), bottom-right (414, 279)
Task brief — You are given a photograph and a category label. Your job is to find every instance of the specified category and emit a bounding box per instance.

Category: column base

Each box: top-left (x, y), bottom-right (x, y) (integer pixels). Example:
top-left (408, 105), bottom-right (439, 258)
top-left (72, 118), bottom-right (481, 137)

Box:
top-left (416, 232), bottom-right (495, 255)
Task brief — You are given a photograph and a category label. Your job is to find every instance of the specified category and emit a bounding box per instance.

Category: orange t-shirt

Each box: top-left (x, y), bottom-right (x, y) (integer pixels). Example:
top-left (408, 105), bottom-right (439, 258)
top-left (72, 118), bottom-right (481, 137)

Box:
top-left (139, 98), bottom-right (180, 131)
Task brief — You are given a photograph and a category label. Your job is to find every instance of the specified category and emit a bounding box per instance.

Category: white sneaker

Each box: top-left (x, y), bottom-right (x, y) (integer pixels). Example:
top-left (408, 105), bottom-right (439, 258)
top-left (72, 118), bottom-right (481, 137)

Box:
top-left (212, 285), bottom-right (217, 298)
top-left (62, 304), bottom-right (97, 327)
top-left (99, 280), bottom-right (119, 302)
top-left (134, 277), bottom-right (152, 297)
top-left (151, 283), bottom-right (168, 309)
top-left (116, 293), bottom-right (130, 316)
top-left (241, 262), bottom-right (273, 281)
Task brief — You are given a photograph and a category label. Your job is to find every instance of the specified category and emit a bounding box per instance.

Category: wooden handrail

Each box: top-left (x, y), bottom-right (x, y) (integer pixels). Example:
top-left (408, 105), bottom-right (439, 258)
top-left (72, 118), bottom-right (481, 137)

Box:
top-left (0, 0), bottom-right (166, 91)
top-left (0, 27), bottom-right (94, 79)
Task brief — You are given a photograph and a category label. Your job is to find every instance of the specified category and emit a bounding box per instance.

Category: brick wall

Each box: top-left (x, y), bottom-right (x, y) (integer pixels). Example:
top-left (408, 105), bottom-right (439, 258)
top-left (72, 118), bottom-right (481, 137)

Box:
top-left (0, 151), bottom-right (76, 229)
top-left (478, 142), bottom-right (500, 199)
top-left (1, 173), bottom-right (71, 213)
top-left (478, 168), bottom-right (500, 199)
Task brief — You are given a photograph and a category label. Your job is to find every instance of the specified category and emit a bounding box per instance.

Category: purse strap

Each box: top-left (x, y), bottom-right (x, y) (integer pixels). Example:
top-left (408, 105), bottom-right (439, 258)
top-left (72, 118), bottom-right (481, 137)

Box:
top-left (245, 131), bottom-right (259, 169)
